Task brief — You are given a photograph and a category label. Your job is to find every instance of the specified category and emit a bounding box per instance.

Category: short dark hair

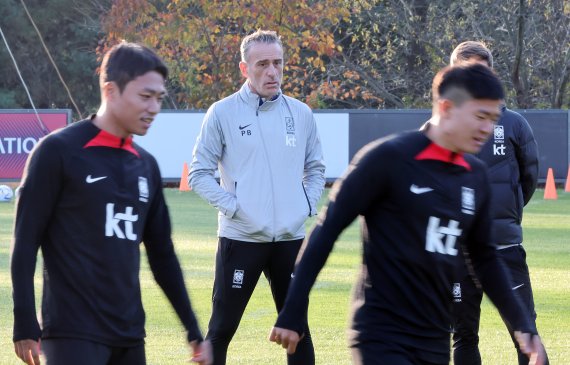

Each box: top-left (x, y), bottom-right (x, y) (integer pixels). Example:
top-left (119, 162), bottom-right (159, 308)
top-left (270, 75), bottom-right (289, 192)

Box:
top-left (432, 63), bottom-right (504, 105)
top-left (450, 41), bottom-right (493, 68)
top-left (100, 41), bottom-right (168, 93)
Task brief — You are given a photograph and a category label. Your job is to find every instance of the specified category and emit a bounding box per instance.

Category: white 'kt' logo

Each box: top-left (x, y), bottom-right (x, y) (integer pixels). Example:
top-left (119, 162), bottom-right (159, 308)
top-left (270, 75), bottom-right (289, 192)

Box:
top-left (105, 203), bottom-right (138, 241)
top-left (425, 217), bottom-right (461, 256)
top-left (285, 134), bottom-right (296, 147)
top-left (493, 144), bottom-right (506, 156)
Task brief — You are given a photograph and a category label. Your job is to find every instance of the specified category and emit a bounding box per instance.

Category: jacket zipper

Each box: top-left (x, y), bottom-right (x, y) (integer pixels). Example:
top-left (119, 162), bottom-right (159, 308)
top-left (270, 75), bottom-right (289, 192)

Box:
top-left (302, 183), bottom-right (312, 217)
top-left (255, 100), bottom-right (277, 241)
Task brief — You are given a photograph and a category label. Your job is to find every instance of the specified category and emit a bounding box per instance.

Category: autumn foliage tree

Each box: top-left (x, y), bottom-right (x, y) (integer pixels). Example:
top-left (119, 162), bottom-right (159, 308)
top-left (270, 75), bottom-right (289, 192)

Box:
top-left (1, 0), bottom-right (566, 113)
top-left (327, 0), bottom-right (569, 109)
top-left (100, 0), bottom-right (568, 110)
top-left (100, 0), bottom-right (350, 109)
top-left (0, 0), bottom-right (112, 119)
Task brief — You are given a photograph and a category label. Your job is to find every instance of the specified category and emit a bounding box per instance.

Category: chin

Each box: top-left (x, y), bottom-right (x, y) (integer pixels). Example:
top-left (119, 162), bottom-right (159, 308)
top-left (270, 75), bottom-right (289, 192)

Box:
top-left (139, 125), bottom-right (151, 135)
top-left (132, 128), bottom-right (148, 137)
top-left (264, 87), bottom-right (278, 95)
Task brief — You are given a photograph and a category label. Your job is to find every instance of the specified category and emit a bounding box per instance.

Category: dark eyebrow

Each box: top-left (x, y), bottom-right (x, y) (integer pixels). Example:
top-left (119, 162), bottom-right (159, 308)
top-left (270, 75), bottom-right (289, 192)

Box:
top-left (142, 87), bottom-right (167, 96)
top-left (477, 109), bottom-right (501, 120)
top-left (256, 58), bottom-right (282, 65)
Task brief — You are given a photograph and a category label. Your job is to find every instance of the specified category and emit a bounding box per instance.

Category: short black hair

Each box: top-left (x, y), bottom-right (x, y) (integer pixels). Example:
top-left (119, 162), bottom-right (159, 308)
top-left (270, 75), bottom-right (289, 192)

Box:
top-left (100, 41), bottom-right (168, 93)
top-left (432, 63), bottom-right (504, 105)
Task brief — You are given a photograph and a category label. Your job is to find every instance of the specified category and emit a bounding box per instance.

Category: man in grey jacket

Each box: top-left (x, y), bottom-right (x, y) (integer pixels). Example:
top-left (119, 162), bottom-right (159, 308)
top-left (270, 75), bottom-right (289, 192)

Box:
top-left (189, 30), bottom-right (325, 365)
top-left (449, 41), bottom-right (548, 365)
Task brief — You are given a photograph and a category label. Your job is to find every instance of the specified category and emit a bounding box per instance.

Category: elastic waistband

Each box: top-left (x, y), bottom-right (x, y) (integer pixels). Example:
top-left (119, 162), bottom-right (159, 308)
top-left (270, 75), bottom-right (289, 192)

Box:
top-left (496, 243), bottom-right (522, 250)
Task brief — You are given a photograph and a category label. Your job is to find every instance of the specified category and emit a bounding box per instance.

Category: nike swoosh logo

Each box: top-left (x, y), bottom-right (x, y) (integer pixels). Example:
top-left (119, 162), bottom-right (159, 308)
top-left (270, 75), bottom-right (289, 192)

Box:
top-left (512, 284), bottom-right (525, 290)
top-left (86, 175), bottom-right (108, 183)
top-left (410, 184), bottom-right (433, 194)
top-left (239, 124), bottom-right (252, 130)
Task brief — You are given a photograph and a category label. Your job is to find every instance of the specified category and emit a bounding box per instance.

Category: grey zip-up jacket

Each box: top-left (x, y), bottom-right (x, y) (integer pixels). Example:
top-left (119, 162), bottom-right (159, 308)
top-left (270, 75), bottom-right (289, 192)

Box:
top-left (189, 83), bottom-right (325, 242)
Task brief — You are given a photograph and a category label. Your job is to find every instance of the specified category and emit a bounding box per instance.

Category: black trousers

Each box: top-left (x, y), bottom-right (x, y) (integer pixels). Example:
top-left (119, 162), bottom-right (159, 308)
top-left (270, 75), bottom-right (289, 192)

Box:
top-left (206, 237), bottom-right (315, 365)
top-left (351, 340), bottom-right (447, 365)
top-left (42, 338), bottom-right (145, 365)
top-left (452, 245), bottom-right (548, 365)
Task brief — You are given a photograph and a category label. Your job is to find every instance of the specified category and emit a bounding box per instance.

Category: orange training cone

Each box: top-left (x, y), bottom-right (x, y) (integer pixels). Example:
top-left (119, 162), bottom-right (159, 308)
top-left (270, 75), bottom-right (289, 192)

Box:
top-left (179, 162), bottom-right (191, 191)
top-left (565, 165), bottom-right (570, 193)
top-left (543, 168), bottom-right (557, 200)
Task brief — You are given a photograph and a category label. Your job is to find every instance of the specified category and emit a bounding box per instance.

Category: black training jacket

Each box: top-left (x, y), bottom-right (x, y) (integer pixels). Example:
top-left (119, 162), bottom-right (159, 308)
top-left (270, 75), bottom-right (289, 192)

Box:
top-left (12, 118), bottom-right (202, 346)
top-left (476, 106), bottom-right (538, 244)
top-left (276, 131), bottom-right (535, 364)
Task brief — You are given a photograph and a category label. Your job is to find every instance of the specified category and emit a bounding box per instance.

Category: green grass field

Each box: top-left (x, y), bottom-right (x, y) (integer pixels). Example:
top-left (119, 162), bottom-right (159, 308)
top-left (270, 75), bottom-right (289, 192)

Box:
top-left (1, 188), bottom-right (569, 364)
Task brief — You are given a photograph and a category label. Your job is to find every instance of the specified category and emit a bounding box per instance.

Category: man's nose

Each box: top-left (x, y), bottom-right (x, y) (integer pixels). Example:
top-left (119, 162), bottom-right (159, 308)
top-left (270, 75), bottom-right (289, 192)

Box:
top-left (482, 119), bottom-right (494, 135)
top-left (148, 98), bottom-right (161, 114)
top-left (267, 64), bottom-right (277, 76)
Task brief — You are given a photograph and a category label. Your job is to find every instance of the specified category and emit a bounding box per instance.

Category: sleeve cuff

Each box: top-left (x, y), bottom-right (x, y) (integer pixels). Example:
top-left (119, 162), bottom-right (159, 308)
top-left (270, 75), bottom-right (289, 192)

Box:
top-left (222, 199), bottom-right (237, 218)
top-left (13, 310), bottom-right (41, 342)
top-left (186, 328), bottom-right (204, 344)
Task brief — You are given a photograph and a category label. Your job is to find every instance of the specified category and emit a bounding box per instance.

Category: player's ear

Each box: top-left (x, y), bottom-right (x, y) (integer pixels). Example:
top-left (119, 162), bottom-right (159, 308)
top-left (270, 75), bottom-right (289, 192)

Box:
top-left (239, 61), bottom-right (248, 79)
top-left (102, 81), bottom-right (117, 101)
top-left (438, 98), bottom-right (454, 119)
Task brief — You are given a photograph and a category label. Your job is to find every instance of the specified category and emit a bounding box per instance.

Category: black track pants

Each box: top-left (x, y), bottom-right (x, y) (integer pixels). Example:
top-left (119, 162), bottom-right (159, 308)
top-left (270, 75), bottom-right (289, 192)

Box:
top-left (206, 237), bottom-right (315, 365)
top-left (452, 245), bottom-right (548, 365)
top-left (42, 338), bottom-right (145, 365)
top-left (351, 340), bottom-right (447, 365)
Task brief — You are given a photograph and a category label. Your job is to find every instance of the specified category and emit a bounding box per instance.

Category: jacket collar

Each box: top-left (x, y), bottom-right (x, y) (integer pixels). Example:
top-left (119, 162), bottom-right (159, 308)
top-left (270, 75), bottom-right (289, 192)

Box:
top-left (238, 82), bottom-right (282, 111)
top-left (83, 116), bottom-right (140, 157)
top-left (415, 141), bottom-right (471, 170)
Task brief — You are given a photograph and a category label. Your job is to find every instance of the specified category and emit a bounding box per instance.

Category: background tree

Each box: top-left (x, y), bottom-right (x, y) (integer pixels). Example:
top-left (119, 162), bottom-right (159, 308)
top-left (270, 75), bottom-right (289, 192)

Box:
top-left (100, 0), bottom-right (350, 109)
top-left (0, 0), bottom-right (112, 120)
top-left (432, 0), bottom-right (569, 109)
top-left (1, 0), bottom-right (567, 112)
top-left (523, 0), bottom-right (569, 108)
top-left (317, 0), bottom-right (440, 109)
top-left (320, 0), bottom-right (568, 109)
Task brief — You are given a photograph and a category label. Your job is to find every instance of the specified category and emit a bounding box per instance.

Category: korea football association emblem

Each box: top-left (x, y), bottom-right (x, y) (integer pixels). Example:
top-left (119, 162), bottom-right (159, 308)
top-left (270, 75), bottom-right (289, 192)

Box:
top-left (493, 125), bottom-right (504, 141)
top-left (285, 117), bottom-right (296, 147)
top-left (232, 269), bottom-right (244, 288)
top-left (138, 177), bottom-right (149, 203)
top-left (453, 283), bottom-right (462, 303)
top-left (461, 187), bottom-right (475, 215)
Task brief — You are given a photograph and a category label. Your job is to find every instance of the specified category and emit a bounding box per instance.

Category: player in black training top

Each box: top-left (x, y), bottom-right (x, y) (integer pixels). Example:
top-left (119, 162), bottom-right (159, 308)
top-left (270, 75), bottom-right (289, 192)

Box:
top-left (11, 42), bottom-right (212, 365)
top-left (268, 64), bottom-right (547, 365)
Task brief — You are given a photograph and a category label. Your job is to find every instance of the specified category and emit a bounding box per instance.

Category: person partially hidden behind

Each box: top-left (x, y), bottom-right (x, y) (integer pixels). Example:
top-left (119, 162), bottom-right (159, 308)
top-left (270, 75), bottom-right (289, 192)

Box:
top-left (449, 40), bottom-right (548, 365)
